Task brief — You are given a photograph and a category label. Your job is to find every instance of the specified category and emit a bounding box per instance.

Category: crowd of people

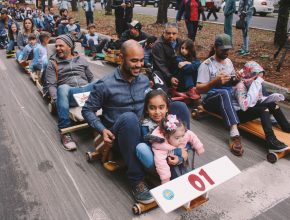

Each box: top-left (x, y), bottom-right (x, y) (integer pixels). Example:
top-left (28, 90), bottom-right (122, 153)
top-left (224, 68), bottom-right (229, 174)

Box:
top-left (0, 0), bottom-right (289, 207)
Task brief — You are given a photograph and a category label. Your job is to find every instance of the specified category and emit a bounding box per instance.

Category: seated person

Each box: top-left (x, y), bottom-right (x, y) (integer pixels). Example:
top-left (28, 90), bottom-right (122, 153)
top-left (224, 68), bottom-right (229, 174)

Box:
top-left (152, 114), bottom-right (204, 184)
top-left (120, 20), bottom-right (149, 44)
top-left (44, 7), bottom-right (55, 33)
top-left (82, 23), bottom-right (107, 57)
top-left (196, 33), bottom-right (289, 156)
top-left (0, 8), bottom-right (14, 49)
top-left (56, 8), bottom-right (69, 36)
top-left (103, 32), bottom-right (122, 53)
top-left (17, 33), bottom-right (38, 64)
top-left (33, 7), bottom-right (45, 31)
top-left (143, 35), bottom-right (157, 66)
top-left (6, 22), bottom-right (19, 57)
top-left (136, 89), bottom-right (193, 171)
top-left (175, 39), bottom-right (200, 99)
top-left (151, 22), bottom-right (182, 92)
top-left (45, 34), bottom-right (96, 150)
top-left (29, 31), bottom-right (51, 73)
top-left (64, 17), bottom-right (79, 36)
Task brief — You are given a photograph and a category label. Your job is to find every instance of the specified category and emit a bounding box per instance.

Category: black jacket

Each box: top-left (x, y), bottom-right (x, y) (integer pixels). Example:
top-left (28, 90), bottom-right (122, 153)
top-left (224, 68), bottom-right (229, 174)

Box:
top-left (151, 36), bottom-right (183, 85)
top-left (120, 29), bottom-right (149, 43)
top-left (112, 0), bottom-right (134, 20)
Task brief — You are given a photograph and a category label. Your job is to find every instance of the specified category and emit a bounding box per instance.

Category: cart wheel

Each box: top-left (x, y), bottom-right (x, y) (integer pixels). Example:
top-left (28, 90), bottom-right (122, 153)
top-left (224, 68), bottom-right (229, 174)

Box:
top-left (86, 152), bottom-right (93, 162)
top-left (132, 203), bottom-right (141, 215)
top-left (191, 109), bottom-right (200, 119)
top-left (267, 152), bottom-right (278, 164)
top-left (48, 102), bottom-right (56, 115)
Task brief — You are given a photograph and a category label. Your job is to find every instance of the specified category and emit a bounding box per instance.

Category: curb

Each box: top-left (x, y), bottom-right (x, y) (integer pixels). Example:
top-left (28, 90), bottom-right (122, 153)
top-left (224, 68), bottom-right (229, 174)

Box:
top-left (263, 81), bottom-right (290, 101)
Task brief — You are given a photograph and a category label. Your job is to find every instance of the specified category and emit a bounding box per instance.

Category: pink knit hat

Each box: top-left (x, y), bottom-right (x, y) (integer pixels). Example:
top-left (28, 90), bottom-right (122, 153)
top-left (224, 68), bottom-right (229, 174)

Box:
top-left (241, 61), bottom-right (265, 79)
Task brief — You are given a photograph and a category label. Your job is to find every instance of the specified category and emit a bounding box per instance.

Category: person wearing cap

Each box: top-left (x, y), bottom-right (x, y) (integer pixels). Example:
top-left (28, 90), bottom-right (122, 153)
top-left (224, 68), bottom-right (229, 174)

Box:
top-left (112, 0), bottom-right (134, 37)
top-left (151, 22), bottom-right (183, 92)
top-left (45, 34), bottom-right (96, 151)
top-left (120, 20), bottom-right (149, 44)
top-left (196, 33), bottom-right (289, 156)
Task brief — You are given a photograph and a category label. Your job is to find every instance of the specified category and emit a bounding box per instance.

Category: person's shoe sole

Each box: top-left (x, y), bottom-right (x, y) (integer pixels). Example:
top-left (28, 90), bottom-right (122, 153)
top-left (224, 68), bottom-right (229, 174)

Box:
top-left (135, 197), bottom-right (155, 204)
top-left (268, 146), bottom-right (289, 153)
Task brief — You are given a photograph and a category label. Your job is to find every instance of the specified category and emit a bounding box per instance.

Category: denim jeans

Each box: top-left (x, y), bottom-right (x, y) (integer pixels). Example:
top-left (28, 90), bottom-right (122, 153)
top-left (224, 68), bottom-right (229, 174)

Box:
top-left (242, 14), bottom-right (252, 51)
top-left (136, 101), bottom-right (190, 169)
top-left (224, 14), bottom-right (233, 41)
top-left (110, 112), bottom-right (144, 187)
top-left (185, 21), bottom-right (199, 42)
top-left (57, 81), bottom-right (97, 129)
top-left (6, 40), bottom-right (15, 52)
top-left (88, 39), bottom-right (107, 53)
top-left (57, 24), bottom-right (66, 36)
top-left (85, 11), bottom-right (94, 26)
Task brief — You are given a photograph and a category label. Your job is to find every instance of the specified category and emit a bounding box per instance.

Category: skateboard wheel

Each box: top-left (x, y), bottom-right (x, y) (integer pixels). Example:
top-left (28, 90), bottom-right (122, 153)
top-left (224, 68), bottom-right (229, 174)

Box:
top-left (132, 203), bottom-right (141, 215)
top-left (267, 152), bottom-right (278, 164)
top-left (86, 152), bottom-right (93, 162)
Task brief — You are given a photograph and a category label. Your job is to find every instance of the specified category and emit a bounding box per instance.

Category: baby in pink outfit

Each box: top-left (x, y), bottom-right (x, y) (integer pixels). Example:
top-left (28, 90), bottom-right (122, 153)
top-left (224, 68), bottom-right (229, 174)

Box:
top-left (152, 114), bottom-right (204, 184)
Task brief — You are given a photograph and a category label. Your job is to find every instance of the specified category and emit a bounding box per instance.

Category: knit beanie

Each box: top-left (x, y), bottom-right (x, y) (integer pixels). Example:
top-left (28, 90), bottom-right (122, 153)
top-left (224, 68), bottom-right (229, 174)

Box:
top-left (56, 34), bottom-right (75, 49)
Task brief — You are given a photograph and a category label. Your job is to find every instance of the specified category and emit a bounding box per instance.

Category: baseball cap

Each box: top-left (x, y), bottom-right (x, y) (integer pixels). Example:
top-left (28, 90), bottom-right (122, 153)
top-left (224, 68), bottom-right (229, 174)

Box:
top-left (128, 20), bottom-right (142, 31)
top-left (214, 34), bottom-right (233, 49)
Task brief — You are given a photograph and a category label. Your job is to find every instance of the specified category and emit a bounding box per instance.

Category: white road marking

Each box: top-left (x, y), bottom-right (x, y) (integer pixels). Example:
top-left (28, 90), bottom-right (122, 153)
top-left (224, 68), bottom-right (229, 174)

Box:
top-left (0, 59), bottom-right (7, 71)
top-left (135, 160), bottom-right (290, 219)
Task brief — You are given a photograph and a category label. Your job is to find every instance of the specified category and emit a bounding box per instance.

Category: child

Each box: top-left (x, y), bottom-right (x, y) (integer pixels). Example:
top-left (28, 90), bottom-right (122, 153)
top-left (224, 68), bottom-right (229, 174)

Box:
top-left (64, 17), bottom-right (78, 35)
top-left (29, 31), bottom-right (51, 73)
top-left (82, 23), bottom-right (107, 57)
top-left (136, 89), bottom-right (191, 171)
top-left (152, 114), bottom-right (204, 184)
top-left (17, 33), bottom-right (38, 65)
top-left (175, 39), bottom-right (200, 99)
top-left (103, 33), bottom-right (122, 53)
top-left (234, 61), bottom-right (285, 111)
top-left (143, 35), bottom-right (157, 66)
top-left (6, 22), bottom-right (18, 57)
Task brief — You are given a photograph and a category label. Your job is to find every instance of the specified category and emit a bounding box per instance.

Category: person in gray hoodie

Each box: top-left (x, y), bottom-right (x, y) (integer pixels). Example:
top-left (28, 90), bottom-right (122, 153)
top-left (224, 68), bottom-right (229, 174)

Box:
top-left (46, 34), bottom-right (96, 151)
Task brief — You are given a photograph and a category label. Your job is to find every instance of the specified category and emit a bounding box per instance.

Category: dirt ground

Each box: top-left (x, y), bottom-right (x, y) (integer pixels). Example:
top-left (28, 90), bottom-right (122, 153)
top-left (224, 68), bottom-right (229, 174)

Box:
top-left (72, 10), bottom-right (290, 89)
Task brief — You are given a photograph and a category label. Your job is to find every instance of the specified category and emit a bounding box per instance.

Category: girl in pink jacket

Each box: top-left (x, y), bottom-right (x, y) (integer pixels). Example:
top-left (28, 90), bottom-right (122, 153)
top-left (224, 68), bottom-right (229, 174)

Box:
top-left (152, 114), bottom-right (204, 184)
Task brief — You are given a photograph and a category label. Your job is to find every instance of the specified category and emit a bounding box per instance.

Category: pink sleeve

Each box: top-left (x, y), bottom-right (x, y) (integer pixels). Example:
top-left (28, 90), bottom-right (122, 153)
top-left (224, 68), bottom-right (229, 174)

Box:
top-left (152, 148), bottom-right (171, 181)
top-left (187, 130), bottom-right (204, 153)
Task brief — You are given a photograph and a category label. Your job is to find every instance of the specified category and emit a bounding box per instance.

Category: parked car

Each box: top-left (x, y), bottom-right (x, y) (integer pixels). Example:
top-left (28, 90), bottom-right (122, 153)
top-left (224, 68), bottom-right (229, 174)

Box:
top-left (222, 0), bottom-right (274, 16)
top-left (136, 0), bottom-right (176, 8)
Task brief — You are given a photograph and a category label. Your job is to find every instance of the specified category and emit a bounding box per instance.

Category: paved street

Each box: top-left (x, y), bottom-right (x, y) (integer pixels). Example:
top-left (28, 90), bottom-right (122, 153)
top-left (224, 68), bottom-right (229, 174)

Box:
top-left (95, 4), bottom-right (290, 31)
top-left (0, 47), bottom-right (290, 220)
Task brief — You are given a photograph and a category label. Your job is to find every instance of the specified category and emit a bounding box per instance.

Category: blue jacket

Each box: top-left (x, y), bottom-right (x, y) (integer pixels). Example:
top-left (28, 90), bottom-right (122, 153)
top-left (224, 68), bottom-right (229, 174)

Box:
top-left (82, 67), bottom-right (150, 132)
top-left (176, 55), bottom-right (201, 76)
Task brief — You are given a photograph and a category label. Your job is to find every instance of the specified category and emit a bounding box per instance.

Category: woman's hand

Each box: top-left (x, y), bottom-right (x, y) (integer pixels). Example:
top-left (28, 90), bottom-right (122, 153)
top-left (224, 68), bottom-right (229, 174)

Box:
top-left (171, 77), bottom-right (179, 88)
top-left (167, 154), bottom-right (179, 165)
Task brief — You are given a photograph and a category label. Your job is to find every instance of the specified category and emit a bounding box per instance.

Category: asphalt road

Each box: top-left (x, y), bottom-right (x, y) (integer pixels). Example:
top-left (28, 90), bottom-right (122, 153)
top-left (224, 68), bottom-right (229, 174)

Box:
top-left (0, 49), bottom-right (290, 219)
top-left (115, 4), bottom-right (290, 31)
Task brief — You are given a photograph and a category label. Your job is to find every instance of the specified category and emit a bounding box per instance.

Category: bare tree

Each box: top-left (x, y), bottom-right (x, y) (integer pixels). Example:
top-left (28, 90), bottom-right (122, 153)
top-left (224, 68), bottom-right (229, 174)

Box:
top-left (274, 0), bottom-right (290, 47)
top-left (156, 0), bottom-right (170, 24)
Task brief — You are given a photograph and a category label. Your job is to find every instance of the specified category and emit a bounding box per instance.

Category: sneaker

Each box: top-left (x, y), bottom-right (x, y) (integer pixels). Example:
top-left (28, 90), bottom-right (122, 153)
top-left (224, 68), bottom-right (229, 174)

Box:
top-left (236, 48), bottom-right (244, 53)
top-left (229, 136), bottom-right (244, 156)
top-left (132, 181), bottom-right (155, 204)
top-left (239, 50), bottom-right (250, 56)
top-left (267, 136), bottom-right (289, 153)
top-left (60, 133), bottom-right (77, 151)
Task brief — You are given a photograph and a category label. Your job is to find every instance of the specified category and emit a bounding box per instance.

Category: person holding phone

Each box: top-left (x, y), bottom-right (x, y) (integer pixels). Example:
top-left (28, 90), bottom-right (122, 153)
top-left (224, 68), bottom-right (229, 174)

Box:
top-left (196, 33), bottom-right (289, 157)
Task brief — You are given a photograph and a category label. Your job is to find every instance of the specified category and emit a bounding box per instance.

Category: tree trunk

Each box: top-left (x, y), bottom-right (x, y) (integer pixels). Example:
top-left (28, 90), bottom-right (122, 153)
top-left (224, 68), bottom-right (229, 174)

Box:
top-left (105, 0), bottom-right (113, 15)
top-left (156, 0), bottom-right (170, 24)
top-left (274, 0), bottom-right (290, 47)
top-left (48, 0), bottom-right (53, 8)
top-left (71, 0), bottom-right (78, 11)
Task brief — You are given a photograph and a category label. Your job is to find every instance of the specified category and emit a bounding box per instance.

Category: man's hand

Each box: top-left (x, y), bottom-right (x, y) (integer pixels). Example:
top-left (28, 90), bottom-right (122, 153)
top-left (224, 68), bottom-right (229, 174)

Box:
top-left (216, 73), bottom-right (231, 85)
top-left (121, 2), bottom-right (126, 8)
top-left (171, 77), bottom-right (179, 87)
top-left (167, 154), bottom-right (179, 165)
top-left (102, 129), bottom-right (115, 144)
